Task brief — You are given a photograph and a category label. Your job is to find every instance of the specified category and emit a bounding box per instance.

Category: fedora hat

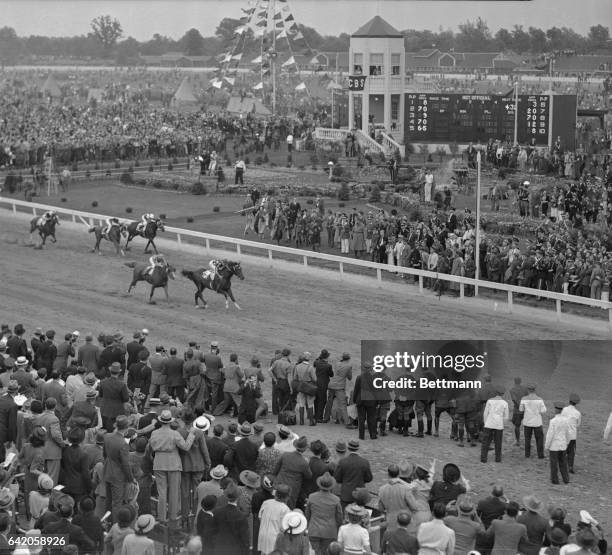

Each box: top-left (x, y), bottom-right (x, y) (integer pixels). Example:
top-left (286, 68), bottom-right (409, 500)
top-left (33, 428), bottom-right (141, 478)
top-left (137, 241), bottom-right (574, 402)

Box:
top-left (281, 511), bottom-right (307, 535)
top-left (316, 472), bottom-right (336, 491)
top-left (115, 415), bottom-right (130, 431)
top-left (335, 441), bottom-right (347, 454)
top-left (158, 410), bottom-right (173, 424)
top-left (38, 473), bottom-right (54, 491)
top-left (15, 356), bottom-right (28, 366)
top-left (278, 424), bottom-right (292, 438)
top-left (347, 439), bottom-right (360, 451)
top-left (6, 381), bottom-right (19, 394)
top-left (239, 423), bottom-right (253, 436)
top-left (85, 389), bottom-right (98, 400)
top-left (523, 495), bottom-right (543, 513)
top-left (0, 489), bottom-right (15, 510)
top-left (109, 362), bottom-right (122, 375)
top-left (193, 416), bottom-right (211, 432)
top-left (84, 373), bottom-right (97, 386)
top-left (239, 470), bottom-right (261, 489)
top-left (458, 498), bottom-right (475, 515)
top-left (135, 514), bottom-right (156, 534)
top-left (262, 476), bottom-right (274, 493)
top-left (345, 503), bottom-right (366, 517)
top-left (352, 488), bottom-right (371, 505)
top-left (210, 465), bottom-right (228, 480)
top-left (32, 426), bottom-right (47, 442)
top-left (398, 461), bottom-right (414, 479)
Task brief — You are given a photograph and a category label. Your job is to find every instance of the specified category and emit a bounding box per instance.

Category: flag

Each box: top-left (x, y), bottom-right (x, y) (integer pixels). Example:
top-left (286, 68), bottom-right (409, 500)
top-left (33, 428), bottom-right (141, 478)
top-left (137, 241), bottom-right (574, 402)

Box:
top-left (262, 68), bottom-right (271, 76)
top-left (253, 82), bottom-right (264, 90)
top-left (274, 11), bottom-right (282, 19)
top-left (254, 27), bottom-right (265, 37)
top-left (285, 14), bottom-right (294, 21)
top-left (310, 55), bottom-right (320, 64)
top-left (256, 19), bottom-right (267, 27)
top-left (232, 53), bottom-right (243, 61)
top-left (222, 53), bottom-right (232, 63)
top-left (277, 30), bottom-right (287, 39)
top-left (242, 7), bottom-right (255, 14)
top-left (293, 31), bottom-right (304, 40)
top-left (282, 56), bottom-right (295, 67)
top-left (224, 77), bottom-right (235, 85)
top-left (295, 82), bottom-right (307, 91)
top-left (235, 25), bottom-right (248, 35)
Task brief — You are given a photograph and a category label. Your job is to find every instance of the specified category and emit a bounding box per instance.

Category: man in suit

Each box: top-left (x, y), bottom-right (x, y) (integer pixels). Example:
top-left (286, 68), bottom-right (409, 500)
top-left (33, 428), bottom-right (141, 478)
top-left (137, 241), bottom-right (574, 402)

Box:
top-left (224, 423), bottom-right (258, 481)
top-left (517, 495), bottom-right (548, 555)
top-left (37, 330), bottom-right (58, 372)
top-left (99, 362), bottom-right (130, 432)
top-left (0, 381), bottom-right (19, 461)
top-left (103, 414), bottom-right (134, 522)
top-left (334, 439), bottom-right (373, 508)
top-left (485, 501), bottom-right (528, 555)
top-left (378, 464), bottom-right (416, 533)
top-left (196, 495), bottom-right (217, 554)
top-left (42, 369), bottom-right (70, 429)
top-left (211, 484), bottom-right (250, 555)
top-left (31, 328), bottom-right (44, 369)
top-left (77, 333), bottom-right (100, 374)
top-left (149, 345), bottom-right (168, 397)
top-left (126, 331), bottom-right (147, 368)
top-left (207, 424), bottom-right (229, 468)
top-left (53, 333), bottom-right (76, 372)
top-left (34, 397), bottom-right (66, 484)
top-left (417, 502), bottom-right (455, 555)
top-left (476, 486), bottom-right (508, 529)
top-left (43, 499), bottom-right (96, 553)
top-left (163, 347), bottom-right (186, 402)
top-left (6, 323), bottom-right (28, 361)
top-left (446, 208), bottom-right (457, 232)
top-left (273, 435), bottom-right (312, 509)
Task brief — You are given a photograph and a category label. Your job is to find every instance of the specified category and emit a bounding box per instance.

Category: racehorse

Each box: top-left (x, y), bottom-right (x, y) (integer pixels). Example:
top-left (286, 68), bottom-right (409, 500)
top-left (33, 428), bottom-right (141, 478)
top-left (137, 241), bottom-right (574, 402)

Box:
top-left (124, 218), bottom-right (165, 254)
top-left (125, 261), bottom-right (176, 304)
top-left (181, 261), bottom-right (244, 310)
top-left (89, 223), bottom-right (127, 256)
top-left (29, 214), bottom-right (59, 249)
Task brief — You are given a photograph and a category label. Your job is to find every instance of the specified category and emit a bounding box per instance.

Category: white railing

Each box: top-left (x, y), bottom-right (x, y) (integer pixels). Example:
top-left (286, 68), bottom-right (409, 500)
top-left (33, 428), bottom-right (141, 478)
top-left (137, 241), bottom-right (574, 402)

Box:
top-left (2, 196), bottom-right (611, 327)
top-left (355, 130), bottom-right (387, 156)
top-left (314, 128), bottom-right (350, 141)
top-left (380, 131), bottom-right (405, 158)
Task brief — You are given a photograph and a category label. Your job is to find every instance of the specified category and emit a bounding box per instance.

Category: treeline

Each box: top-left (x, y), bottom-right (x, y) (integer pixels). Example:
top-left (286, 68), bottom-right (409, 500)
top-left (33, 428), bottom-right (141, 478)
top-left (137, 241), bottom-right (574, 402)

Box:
top-left (0, 17), bottom-right (610, 66)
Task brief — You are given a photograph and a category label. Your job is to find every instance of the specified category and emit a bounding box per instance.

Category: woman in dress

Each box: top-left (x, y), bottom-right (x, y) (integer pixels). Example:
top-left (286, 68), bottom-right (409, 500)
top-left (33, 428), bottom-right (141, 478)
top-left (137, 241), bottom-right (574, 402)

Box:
top-left (121, 514), bottom-right (156, 555)
top-left (274, 510), bottom-right (311, 555)
top-left (18, 426), bottom-right (47, 521)
top-left (405, 460), bottom-right (436, 535)
top-left (258, 485), bottom-right (291, 555)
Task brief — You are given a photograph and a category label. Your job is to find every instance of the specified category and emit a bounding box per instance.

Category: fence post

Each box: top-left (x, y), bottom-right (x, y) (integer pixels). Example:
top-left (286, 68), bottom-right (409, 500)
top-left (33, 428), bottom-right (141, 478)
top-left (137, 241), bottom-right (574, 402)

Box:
top-left (33, 207), bottom-right (37, 216)
top-left (339, 262), bottom-right (344, 279)
top-left (236, 244), bottom-right (241, 255)
top-left (609, 307), bottom-right (612, 329)
top-left (205, 238), bottom-right (210, 250)
top-left (268, 250), bottom-right (273, 265)
top-left (89, 217), bottom-right (93, 226)
top-left (507, 290), bottom-right (513, 313)
top-left (12, 203), bottom-right (17, 215)
top-left (303, 256), bottom-right (308, 267)
top-left (72, 214), bottom-right (76, 223)
top-left (177, 233), bottom-right (182, 246)
top-left (376, 269), bottom-right (382, 285)
top-left (459, 282), bottom-right (464, 299)
top-left (556, 299), bottom-right (562, 320)
top-left (419, 275), bottom-right (424, 294)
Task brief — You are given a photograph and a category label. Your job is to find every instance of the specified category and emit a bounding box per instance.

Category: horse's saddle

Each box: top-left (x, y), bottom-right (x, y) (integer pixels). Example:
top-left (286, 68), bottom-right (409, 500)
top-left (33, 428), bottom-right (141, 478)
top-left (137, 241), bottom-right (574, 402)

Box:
top-left (202, 270), bottom-right (214, 280)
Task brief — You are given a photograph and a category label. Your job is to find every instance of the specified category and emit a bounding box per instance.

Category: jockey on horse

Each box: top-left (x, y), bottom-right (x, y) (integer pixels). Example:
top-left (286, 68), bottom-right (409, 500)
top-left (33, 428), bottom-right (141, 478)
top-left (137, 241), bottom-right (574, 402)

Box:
top-left (206, 259), bottom-right (228, 290)
top-left (102, 217), bottom-right (120, 240)
top-left (137, 213), bottom-right (156, 234)
top-left (37, 210), bottom-right (57, 228)
top-left (144, 253), bottom-right (168, 277)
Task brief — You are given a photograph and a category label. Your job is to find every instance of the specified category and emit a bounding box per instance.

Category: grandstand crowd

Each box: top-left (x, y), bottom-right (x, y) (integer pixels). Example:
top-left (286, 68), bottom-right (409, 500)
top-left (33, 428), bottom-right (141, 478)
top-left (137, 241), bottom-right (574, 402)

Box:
top-left (0, 324), bottom-right (609, 555)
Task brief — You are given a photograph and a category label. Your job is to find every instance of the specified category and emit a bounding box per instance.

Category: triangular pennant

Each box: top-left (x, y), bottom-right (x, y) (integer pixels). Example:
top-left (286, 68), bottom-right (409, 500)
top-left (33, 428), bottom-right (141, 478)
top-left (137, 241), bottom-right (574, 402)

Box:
top-left (276, 30), bottom-right (287, 39)
top-left (254, 27), bottom-right (265, 37)
top-left (274, 12), bottom-right (282, 19)
top-left (262, 68), bottom-right (271, 76)
top-left (235, 25), bottom-right (248, 35)
top-left (242, 7), bottom-right (255, 14)
top-left (232, 53), bottom-right (243, 61)
top-left (224, 77), bottom-right (235, 85)
top-left (310, 55), bottom-right (320, 64)
top-left (295, 82), bottom-right (307, 91)
top-left (253, 82), bottom-right (264, 90)
top-left (251, 55), bottom-right (263, 64)
top-left (281, 56), bottom-right (295, 67)
top-left (285, 14), bottom-right (294, 21)
top-left (293, 31), bottom-right (304, 40)
top-left (222, 54), bottom-right (232, 63)
top-left (212, 80), bottom-right (223, 89)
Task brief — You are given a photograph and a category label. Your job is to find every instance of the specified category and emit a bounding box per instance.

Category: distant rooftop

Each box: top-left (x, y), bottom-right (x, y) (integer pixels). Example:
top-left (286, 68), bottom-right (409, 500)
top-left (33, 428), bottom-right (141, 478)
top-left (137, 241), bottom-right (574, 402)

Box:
top-left (352, 16), bottom-right (402, 38)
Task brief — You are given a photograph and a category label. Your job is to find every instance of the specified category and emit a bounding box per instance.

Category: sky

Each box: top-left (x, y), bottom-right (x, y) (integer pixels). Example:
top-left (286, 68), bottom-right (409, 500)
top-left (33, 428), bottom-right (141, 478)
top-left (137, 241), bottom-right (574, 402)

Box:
top-left (1, 0), bottom-right (609, 40)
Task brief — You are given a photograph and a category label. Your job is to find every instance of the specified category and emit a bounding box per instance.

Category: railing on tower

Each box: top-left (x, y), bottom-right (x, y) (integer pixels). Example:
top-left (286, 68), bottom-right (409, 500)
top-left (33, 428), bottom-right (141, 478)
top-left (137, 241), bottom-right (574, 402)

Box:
top-left (379, 131), bottom-right (405, 158)
top-left (314, 128), bottom-right (350, 141)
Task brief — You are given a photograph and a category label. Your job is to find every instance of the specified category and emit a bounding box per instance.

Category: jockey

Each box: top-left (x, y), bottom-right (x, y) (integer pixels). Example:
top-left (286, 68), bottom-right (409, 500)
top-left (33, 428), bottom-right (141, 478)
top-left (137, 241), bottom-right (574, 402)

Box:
top-left (137, 213), bottom-right (155, 233)
top-left (145, 254), bottom-right (167, 276)
top-left (208, 259), bottom-right (226, 281)
top-left (103, 217), bottom-right (120, 238)
top-left (37, 210), bottom-right (56, 227)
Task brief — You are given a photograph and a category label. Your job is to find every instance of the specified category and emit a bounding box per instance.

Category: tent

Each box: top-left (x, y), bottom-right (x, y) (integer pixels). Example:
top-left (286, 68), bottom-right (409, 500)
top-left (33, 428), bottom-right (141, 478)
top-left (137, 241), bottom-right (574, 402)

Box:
top-left (172, 77), bottom-right (199, 104)
top-left (226, 96), bottom-right (271, 116)
top-left (41, 74), bottom-right (61, 98)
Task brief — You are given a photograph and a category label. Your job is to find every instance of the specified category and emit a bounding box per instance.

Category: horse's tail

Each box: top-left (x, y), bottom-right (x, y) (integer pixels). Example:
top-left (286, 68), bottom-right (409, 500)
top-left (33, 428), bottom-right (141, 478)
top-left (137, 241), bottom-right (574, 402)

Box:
top-left (181, 269), bottom-right (198, 281)
top-left (124, 262), bottom-right (137, 269)
top-left (88, 227), bottom-right (97, 233)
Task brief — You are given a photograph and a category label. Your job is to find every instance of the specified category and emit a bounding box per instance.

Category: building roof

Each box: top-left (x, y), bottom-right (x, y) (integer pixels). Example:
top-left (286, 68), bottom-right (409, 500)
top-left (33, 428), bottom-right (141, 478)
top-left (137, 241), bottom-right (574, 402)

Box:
top-left (405, 50), bottom-right (527, 71)
top-left (553, 55), bottom-right (612, 72)
top-left (352, 16), bottom-right (402, 38)
top-left (226, 96), bottom-right (271, 116)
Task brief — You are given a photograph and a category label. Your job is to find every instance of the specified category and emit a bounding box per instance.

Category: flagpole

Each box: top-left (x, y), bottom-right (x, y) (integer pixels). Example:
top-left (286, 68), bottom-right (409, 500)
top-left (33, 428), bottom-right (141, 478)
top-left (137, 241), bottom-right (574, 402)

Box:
top-left (475, 151), bottom-right (481, 297)
top-left (513, 79), bottom-right (518, 146)
top-left (331, 88), bottom-right (335, 128)
top-left (271, 0), bottom-right (277, 115)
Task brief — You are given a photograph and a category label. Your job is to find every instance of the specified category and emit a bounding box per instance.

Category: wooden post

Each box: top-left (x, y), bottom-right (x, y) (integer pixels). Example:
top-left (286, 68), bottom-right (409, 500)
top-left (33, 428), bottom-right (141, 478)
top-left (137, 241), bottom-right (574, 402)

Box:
top-left (177, 233), bottom-right (182, 246)
top-left (205, 239), bottom-right (210, 250)
top-left (556, 299), bottom-right (562, 320)
top-left (12, 203), bottom-right (17, 215)
top-left (268, 250), bottom-right (273, 265)
top-left (236, 244), bottom-right (241, 255)
top-left (339, 262), bottom-right (344, 279)
top-left (507, 290), bottom-right (513, 313)
top-left (419, 275), bottom-right (424, 294)
top-left (303, 256), bottom-right (308, 267)
top-left (377, 269), bottom-right (382, 286)
top-left (459, 282), bottom-right (464, 299)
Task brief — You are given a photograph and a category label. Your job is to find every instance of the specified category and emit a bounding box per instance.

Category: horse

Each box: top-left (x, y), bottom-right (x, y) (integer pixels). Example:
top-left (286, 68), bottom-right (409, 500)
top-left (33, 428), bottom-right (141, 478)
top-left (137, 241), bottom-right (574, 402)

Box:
top-left (181, 261), bottom-right (244, 310)
top-left (29, 214), bottom-right (59, 249)
top-left (125, 261), bottom-right (176, 304)
top-left (89, 223), bottom-right (127, 256)
top-left (124, 218), bottom-right (165, 254)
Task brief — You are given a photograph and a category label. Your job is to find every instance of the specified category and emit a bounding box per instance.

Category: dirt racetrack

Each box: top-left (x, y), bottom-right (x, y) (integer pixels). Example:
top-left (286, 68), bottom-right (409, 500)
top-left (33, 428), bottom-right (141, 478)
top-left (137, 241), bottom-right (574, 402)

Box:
top-left (1, 208), bottom-right (612, 533)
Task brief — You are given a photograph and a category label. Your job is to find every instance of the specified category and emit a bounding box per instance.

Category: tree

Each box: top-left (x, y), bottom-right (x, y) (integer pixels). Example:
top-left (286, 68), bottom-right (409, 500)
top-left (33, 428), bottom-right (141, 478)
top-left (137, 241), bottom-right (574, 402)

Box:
top-left (180, 28), bottom-right (205, 55)
top-left (494, 28), bottom-right (513, 51)
top-left (456, 18), bottom-right (493, 51)
top-left (90, 15), bottom-right (123, 54)
top-left (528, 27), bottom-right (547, 53)
top-left (215, 18), bottom-right (242, 44)
top-left (511, 25), bottom-right (530, 53)
top-left (0, 26), bottom-right (22, 64)
top-left (588, 25), bottom-right (610, 51)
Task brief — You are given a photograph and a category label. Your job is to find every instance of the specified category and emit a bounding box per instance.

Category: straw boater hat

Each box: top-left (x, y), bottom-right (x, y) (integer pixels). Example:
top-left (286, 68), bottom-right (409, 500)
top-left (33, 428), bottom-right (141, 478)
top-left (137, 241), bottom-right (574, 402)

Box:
top-left (281, 511), bottom-right (308, 535)
top-left (135, 514), bottom-right (157, 534)
top-left (345, 503), bottom-right (366, 517)
top-left (239, 470), bottom-right (261, 489)
top-left (210, 465), bottom-right (228, 480)
top-left (193, 416), bottom-right (211, 432)
top-left (158, 410), bottom-right (174, 424)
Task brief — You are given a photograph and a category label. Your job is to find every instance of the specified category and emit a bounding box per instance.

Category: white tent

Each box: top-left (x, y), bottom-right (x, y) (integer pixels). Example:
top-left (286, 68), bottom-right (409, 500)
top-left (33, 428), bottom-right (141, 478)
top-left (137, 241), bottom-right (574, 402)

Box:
top-left (41, 74), bottom-right (61, 98)
top-left (172, 77), bottom-right (198, 104)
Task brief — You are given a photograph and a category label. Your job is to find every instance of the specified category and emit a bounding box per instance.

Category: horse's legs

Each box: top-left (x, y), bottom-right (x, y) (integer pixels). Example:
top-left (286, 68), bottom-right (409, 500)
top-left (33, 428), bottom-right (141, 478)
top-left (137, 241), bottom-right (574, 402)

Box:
top-left (51, 233), bottom-right (57, 243)
top-left (128, 280), bottom-right (137, 293)
top-left (163, 285), bottom-right (169, 303)
top-left (227, 287), bottom-right (241, 310)
top-left (149, 285), bottom-right (155, 303)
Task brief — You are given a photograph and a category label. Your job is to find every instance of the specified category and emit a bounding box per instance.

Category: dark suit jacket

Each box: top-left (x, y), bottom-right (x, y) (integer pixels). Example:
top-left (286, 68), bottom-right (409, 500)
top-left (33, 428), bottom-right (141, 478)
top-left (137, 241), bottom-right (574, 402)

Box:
top-left (211, 503), bottom-right (250, 555)
top-left (224, 437), bottom-right (258, 479)
top-left (98, 376), bottom-right (129, 418)
top-left (517, 511), bottom-right (548, 555)
top-left (0, 395), bottom-right (18, 444)
top-left (43, 518), bottom-right (96, 553)
top-left (477, 496), bottom-right (508, 529)
top-left (126, 340), bottom-right (145, 367)
top-left (60, 445), bottom-right (93, 496)
top-left (77, 342), bottom-right (100, 373)
top-left (34, 410), bottom-right (64, 460)
top-left (6, 335), bottom-right (28, 360)
top-left (273, 451), bottom-right (312, 507)
top-left (334, 453), bottom-right (373, 504)
top-left (164, 357), bottom-right (185, 387)
top-left (207, 436), bottom-right (228, 468)
top-left (103, 430), bottom-right (133, 484)
top-left (37, 340), bottom-right (57, 371)
top-left (196, 511), bottom-right (216, 554)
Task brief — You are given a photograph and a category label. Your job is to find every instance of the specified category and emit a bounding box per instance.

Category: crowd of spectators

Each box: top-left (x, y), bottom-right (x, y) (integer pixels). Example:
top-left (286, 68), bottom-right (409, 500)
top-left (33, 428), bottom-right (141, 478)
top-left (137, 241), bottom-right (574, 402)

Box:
top-left (0, 323), bottom-right (609, 555)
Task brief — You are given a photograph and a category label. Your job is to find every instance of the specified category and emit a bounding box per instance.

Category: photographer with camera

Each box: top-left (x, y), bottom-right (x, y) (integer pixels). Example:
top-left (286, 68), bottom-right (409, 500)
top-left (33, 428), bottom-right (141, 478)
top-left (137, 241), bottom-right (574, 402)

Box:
top-left (149, 345), bottom-right (169, 399)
